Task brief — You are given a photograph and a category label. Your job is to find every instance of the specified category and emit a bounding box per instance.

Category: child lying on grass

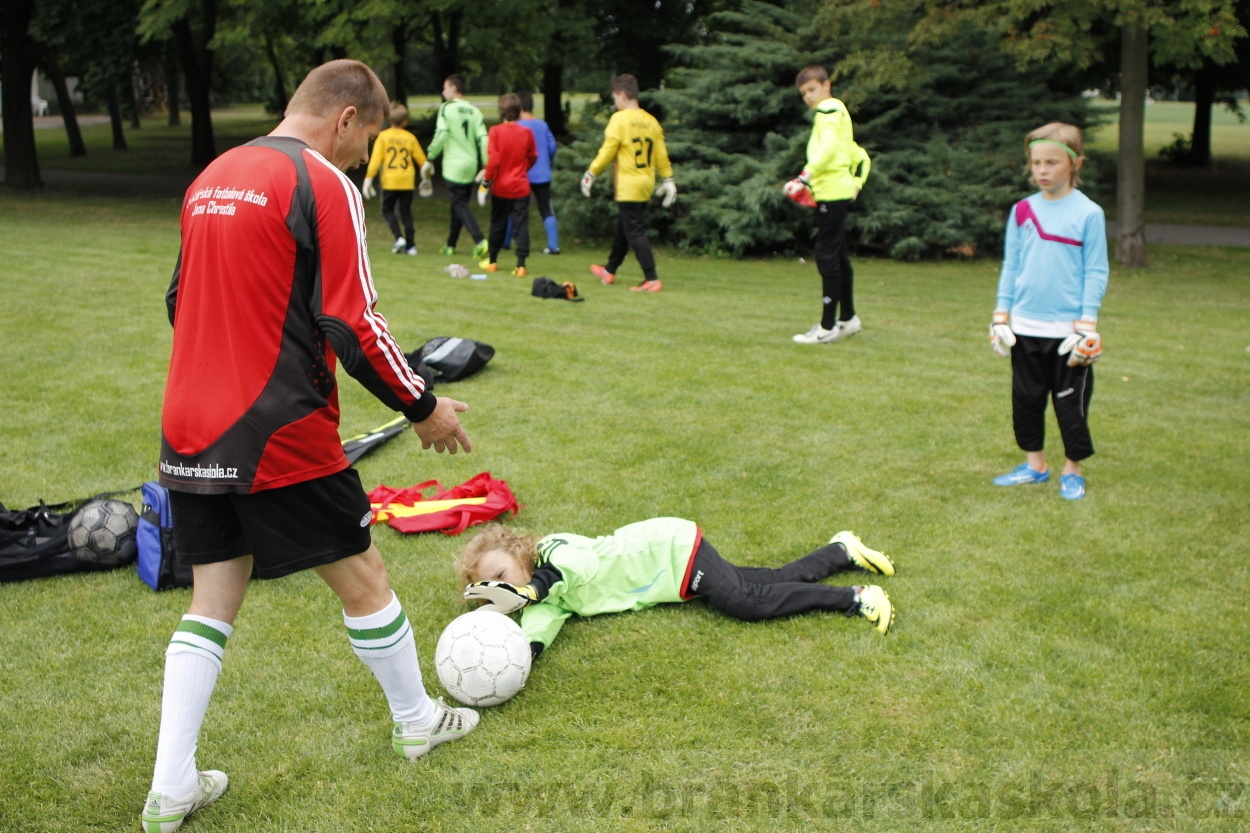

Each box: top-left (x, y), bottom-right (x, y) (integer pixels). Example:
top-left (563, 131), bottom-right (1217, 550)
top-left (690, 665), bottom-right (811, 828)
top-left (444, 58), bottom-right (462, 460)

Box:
top-left (456, 518), bottom-right (896, 658)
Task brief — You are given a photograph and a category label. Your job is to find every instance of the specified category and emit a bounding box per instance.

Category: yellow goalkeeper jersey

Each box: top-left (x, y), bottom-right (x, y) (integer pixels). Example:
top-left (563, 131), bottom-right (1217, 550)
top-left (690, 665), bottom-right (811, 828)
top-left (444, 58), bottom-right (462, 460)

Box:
top-left (365, 127), bottom-right (428, 191)
top-left (588, 106), bottom-right (673, 202)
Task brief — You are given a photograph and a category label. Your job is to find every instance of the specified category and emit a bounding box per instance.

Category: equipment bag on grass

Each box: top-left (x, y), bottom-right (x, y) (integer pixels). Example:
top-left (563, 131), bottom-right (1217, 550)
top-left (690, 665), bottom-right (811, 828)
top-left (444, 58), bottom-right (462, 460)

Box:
top-left (0, 497), bottom-right (133, 582)
top-left (368, 473), bottom-right (520, 536)
top-left (531, 276), bottom-right (584, 302)
top-left (136, 481), bottom-right (192, 590)
top-left (407, 337), bottom-right (495, 383)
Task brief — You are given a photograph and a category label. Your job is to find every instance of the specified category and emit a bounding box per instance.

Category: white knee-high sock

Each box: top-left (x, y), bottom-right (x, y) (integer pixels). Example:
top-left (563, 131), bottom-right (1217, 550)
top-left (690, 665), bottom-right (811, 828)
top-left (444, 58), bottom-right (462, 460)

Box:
top-left (344, 592), bottom-right (436, 726)
top-left (151, 615), bottom-right (232, 795)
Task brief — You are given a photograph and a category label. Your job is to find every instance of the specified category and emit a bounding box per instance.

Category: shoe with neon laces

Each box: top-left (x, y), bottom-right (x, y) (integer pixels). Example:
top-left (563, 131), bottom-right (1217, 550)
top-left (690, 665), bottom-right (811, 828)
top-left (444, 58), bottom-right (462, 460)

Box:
top-left (1059, 473), bottom-right (1086, 500)
top-left (512, 266), bottom-right (527, 277)
top-left (439, 245), bottom-right (456, 256)
top-left (993, 463), bottom-right (1049, 486)
top-left (472, 239), bottom-right (489, 258)
top-left (792, 324), bottom-right (839, 344)
top-left (854, 586), bottom-right (893, 634)
top-left (589, 264), bottom-right (615, 285)
top-left (478, 260), bottom-right (498, 272)
top-left (830, 531), bottom-right (894, 576)
top-left (836, 314), bottom-right (862, 338)
top-left (630, 280), bottom-right (662, 292)
top-left (140, 770), bottom-right (228, 833)
top-left (391, 237), bottom-right (407, 254)
top-left (392, 698), bottom-right (480, 760)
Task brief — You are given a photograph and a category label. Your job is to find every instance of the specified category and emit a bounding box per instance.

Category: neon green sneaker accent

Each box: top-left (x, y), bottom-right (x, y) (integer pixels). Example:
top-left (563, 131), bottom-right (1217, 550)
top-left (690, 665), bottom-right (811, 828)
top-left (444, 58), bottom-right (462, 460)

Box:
top-left (472, 239), bottom-right (489, 258)
top-left (140, 770), bottom-right (228, 832)
top-left (439, 246), bottom-right (456, 256)
top-left (392, 698), bottom-right (480, 760)
top-left (830, 531), bottom-right (895, 576)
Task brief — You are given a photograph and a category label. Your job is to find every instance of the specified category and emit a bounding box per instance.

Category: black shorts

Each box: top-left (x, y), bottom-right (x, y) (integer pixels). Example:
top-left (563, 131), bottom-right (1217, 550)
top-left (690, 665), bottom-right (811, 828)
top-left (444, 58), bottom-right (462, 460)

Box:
top-left (169, 468), bottom-right (374, 580)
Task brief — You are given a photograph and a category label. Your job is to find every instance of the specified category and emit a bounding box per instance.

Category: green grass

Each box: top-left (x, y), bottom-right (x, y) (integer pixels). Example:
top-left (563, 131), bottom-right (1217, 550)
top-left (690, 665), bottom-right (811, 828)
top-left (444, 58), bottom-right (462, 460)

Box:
top-left (1087, 99), bottom-right (1250, 162)
top-left (1, 186), bottom-right (1247, 832)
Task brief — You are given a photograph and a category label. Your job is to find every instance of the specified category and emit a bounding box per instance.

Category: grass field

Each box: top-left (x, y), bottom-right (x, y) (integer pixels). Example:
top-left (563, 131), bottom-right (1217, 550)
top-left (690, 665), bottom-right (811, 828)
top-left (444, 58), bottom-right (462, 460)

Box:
top-left (0, 182), bottom-right (1247, 831)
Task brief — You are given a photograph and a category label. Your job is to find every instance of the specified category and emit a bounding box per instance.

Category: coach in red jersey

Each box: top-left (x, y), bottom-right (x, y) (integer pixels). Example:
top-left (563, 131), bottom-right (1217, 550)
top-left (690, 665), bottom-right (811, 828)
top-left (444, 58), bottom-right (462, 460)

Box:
top-left (141, 61), bottom-right (479, 832)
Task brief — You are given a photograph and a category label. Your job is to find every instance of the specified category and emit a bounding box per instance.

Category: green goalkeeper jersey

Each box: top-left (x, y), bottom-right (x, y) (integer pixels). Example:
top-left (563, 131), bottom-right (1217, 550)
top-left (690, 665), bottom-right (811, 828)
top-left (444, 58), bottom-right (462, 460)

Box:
top-left (428, 98), bottom-right (489, 185)
top-left (520, 518), bottom-right (701, 650)
top-left (805, 97), bottom-right (871, 202)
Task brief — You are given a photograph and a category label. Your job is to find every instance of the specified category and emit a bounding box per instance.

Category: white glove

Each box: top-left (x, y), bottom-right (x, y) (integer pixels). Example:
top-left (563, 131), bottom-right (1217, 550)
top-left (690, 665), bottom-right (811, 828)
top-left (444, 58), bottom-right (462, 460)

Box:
top-left (420, 161), bottom-right (435, 180)
top-left (361, 178), bottom-right (376, 199)
top-left (656, 177), bottom-right (677, 208)
top-left (463, 580), bottom-right (538, 614)
top-left (989, 311), bottom-right (1015, 358)
top-left (418, 177), bottom-right (433, 197)
top-left (477, 183), bottom-right (489, 206)
top-left (474, 169), bottom-right (486, 184)
top-left (580, 170), bottom-right (596, 198)
top-left (1058, 320), bottom-right (1101, 366)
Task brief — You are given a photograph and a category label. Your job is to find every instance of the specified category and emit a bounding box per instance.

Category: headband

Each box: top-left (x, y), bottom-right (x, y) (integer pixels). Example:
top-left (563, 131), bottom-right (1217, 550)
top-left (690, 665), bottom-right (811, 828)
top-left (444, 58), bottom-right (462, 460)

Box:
top-left (1029, 139), bottom-right (1080, 160)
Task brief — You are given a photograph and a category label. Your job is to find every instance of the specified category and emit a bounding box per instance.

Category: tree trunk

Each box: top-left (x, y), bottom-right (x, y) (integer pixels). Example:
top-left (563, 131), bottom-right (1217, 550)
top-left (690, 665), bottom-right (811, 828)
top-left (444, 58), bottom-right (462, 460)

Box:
top-left (106, 85), bottom-right (128, 150)
top-left (130, 66), bottom-right (142, 129)
top-left (543, 61), bottom-right (565, 136)
top-left (1117, 21), bottom-right (1148, 268)
top-left (430, 10), bottom-right (462, 83)
top-left (174, 11), bottom-right (216, 167)
top-left (391, 23), bottom-right (408, 105)
top-left (264, 34), bottom-right (289, 114)
top-left (1, 0), bottom-right (42, 189)
top-left (165, 42), bottom-right (181, 126)
top-left (43, 55), bottom-right (86, 157)
top-left (1190, 69), bottom-right (1214, 166)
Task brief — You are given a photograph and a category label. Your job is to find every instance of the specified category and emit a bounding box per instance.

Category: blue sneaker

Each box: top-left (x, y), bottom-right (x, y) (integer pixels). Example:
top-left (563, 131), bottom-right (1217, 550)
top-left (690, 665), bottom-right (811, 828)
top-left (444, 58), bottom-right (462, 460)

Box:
top-left (1059, 473), bottom-right (1086, 500)
top-left (993, 463), bottom-right (1049, 486)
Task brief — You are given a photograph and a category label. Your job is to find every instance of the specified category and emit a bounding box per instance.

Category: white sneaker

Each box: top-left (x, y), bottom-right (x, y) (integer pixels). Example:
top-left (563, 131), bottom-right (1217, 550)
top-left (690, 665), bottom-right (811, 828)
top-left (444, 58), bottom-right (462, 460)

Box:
top-left (406, 246), bottom-right (418, 256)
top-left (793, 324), bottom-right (839, 344)
top-left (391, 237), bottom-right (407, 254)
top-left (392, 697), bottom-right (480, 760)
top-left (140, 770), bottom-right (228, 833)
top-left (837, 315), bottom-right (862, 338)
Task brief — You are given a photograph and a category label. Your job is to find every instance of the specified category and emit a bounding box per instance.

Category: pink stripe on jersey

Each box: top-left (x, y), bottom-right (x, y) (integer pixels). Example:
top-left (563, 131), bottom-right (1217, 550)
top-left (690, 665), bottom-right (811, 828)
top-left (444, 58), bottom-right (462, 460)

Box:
top-left (1015, 199), bottom-right (1083, 247)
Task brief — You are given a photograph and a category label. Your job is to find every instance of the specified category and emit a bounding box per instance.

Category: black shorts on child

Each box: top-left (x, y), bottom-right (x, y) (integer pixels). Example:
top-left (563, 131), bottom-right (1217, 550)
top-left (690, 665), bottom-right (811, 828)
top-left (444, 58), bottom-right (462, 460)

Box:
top-left (169, 468), bottom-right (374, 579)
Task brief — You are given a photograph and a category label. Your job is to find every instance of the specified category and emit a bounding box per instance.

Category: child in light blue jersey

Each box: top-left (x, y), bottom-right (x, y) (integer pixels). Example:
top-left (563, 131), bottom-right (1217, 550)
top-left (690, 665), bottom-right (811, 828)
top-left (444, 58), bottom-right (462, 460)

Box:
top-left (990, 122), bottom-right (1109, 501)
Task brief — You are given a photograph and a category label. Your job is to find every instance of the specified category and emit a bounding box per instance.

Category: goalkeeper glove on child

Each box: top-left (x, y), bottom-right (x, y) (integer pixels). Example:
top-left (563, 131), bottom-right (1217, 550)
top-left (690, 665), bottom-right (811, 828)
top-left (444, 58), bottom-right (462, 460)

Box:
top-left (783, 172), bottom-right (817, 209)
top-left (580, 170), bottom-right (596, 197)
top-left (418, 177), bottom-right (433, 197)
top-left (463, 580), bottom-right (539, 614)
top-left (989, 310), bottom-right (1015, 358)
top-left (361, 178), bottom-right (377, 199)
top-left (420, 161), bottom-right (435, 180)
top-left (477, 182), bottom-right (490, 206)
top-left (1058, 320), bottom-right (1101, 366)
top-left (656, 177), bottom-right (677, 207)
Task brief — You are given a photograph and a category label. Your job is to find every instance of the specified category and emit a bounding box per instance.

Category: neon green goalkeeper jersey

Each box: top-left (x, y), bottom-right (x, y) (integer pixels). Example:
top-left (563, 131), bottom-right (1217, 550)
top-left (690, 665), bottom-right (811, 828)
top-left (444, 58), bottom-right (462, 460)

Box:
top-left (428, 98), bottom-right (489, 185)
top-left (805, 97), bottom-right (871, 202)
top-left (520, 518), bottom-right (702, 649)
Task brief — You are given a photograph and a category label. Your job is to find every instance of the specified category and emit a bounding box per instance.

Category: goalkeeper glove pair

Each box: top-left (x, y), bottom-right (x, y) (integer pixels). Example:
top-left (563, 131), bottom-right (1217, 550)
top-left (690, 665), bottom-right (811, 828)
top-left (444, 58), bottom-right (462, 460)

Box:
top-left (464, 580), bottom-right (538, 613)
top-left (989, 312), bottom-right (1102, 366)
top-left (580, 171), bottom-right (678, 207)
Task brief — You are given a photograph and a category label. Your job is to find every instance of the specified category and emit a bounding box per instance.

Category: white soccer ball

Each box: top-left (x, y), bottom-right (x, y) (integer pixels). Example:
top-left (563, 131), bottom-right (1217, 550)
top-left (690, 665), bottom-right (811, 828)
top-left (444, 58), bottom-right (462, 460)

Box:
top-left (67, 499), bottom-right (139, 565)
top-left (435, 609), bottom-right (532, 707)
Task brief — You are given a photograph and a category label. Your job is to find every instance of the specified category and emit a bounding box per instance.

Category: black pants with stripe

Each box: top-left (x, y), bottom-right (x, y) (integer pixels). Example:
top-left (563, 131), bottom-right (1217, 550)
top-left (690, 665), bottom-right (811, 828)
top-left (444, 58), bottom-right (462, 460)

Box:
top-left (605, 201), bottom-right (657, 283)
top-left (685, 539), bottom-right (858, 621)
top-left (815, 199), bottom-right (855, 329)
top-left (446, 182), bottom-right (484, 247)
top-left (1010, 334), bottom-right (1095, 461)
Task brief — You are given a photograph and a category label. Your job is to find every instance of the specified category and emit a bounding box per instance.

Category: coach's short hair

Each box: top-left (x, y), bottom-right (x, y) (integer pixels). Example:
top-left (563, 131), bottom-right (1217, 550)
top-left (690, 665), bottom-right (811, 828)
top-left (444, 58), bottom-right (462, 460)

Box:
top-left (286, 60), bottom-right (388, 125)
top-left (445, 73), bottom-right (467, 95)
top-left (795, 66), bottom-right (829, 87)
top-left (516, 89), bottom-right (534, 113)
top-left (610, 74), bottom-right (640, 100)
top-left (499, 93), bottom-right (521, 122)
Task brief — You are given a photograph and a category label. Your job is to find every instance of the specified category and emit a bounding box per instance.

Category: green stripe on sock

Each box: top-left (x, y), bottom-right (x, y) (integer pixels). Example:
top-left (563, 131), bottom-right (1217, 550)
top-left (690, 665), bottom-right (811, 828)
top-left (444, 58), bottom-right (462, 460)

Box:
top-left (352, 623), bottom-right (412, 652)
top-left (176, 619), bottom-right (229, 647)
top-left (347, 611), bottom-right (408, 642)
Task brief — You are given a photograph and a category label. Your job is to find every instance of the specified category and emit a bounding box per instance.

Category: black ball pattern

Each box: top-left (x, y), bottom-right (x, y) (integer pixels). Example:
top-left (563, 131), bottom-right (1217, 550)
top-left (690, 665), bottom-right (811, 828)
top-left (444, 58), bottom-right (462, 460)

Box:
top-left (68, 499), bottom-right (139, 565)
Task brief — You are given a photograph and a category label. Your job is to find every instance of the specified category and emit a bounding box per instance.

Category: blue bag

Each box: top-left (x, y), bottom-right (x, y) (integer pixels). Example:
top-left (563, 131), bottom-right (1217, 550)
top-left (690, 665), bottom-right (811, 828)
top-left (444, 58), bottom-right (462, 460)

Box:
top-left (137, 482), bottom-right (192, 590)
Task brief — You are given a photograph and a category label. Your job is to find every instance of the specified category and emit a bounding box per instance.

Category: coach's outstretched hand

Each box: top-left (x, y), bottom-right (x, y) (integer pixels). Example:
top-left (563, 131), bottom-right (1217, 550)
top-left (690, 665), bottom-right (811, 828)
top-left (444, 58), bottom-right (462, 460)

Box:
top-left (464, 580), bottom-right (539, 614)
top-left (412, 397), bottom-right (472, 454)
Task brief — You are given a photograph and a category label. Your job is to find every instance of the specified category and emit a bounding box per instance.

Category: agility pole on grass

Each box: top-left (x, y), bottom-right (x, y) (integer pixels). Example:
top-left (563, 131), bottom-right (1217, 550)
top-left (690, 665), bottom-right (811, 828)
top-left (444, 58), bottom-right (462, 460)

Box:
top-left (341, 415), bottom-right (410, 464)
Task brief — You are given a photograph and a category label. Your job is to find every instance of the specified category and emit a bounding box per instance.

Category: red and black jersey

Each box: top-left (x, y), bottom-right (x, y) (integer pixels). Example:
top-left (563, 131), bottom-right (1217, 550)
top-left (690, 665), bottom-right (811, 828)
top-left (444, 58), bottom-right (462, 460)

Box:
top-left (160, 136), bottom-right (435, 495)
top-left (484, 122), bottom-right (537, 199)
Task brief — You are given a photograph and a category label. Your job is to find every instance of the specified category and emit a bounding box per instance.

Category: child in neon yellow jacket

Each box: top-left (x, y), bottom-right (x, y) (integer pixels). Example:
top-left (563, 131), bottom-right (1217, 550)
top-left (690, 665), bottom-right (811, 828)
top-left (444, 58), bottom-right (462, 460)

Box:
top-left (785, 66), bottom-right (871, 345)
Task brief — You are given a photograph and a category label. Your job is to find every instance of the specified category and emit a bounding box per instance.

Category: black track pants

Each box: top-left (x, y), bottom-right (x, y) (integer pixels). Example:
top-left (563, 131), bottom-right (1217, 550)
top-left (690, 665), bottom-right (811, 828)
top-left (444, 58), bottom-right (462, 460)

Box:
top-left (605, 201), bottom-right (657, 283)
top-left (446, 182), bottom-right (484, 247)
top-left (685, 539), bottom-right (857, 622)
top-left (1010, 334), bottom-right (1095, 461)
top-left (381, 189), bottom-right (414, 245)
top-left (814, 199), bottom-right (855, 329)
top-left (489, 194), bottom-right (530, 266)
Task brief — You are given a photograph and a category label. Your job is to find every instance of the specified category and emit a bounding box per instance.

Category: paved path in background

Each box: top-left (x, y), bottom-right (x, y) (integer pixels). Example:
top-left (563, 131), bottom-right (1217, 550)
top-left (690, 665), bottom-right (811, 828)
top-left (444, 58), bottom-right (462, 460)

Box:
top-left (1106, 221), bottom-right (1250, 247)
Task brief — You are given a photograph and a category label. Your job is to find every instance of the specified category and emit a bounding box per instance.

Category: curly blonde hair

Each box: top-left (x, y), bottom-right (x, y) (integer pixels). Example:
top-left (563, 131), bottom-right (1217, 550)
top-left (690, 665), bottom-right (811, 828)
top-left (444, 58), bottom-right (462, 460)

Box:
top-left (1024, 122), bottom-right (1085, 187)
top-left (454, 524), bottom-right (541, 591)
